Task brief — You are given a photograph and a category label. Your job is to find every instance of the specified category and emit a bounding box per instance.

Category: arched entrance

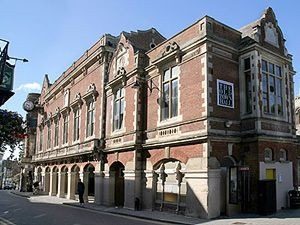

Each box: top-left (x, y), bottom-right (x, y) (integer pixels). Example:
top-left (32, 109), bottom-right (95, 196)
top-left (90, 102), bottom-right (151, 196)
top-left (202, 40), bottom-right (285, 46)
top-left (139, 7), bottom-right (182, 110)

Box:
top-left (50, 166), bottom-right (59, 196)
top-left (68, 165), bottom-right (80, 200)
top-left (83, 164), bottom-right (95, 198)
top-left (220, 156), bottom-right (239, 216)
top-left (37, 167), bottom-right (42, 183)
top-left (58, 166), bottom-right (68, 198)
top-left (110, 161), bottom-right (125, 207)
top-left (153, 159), bottom-right (186, 214)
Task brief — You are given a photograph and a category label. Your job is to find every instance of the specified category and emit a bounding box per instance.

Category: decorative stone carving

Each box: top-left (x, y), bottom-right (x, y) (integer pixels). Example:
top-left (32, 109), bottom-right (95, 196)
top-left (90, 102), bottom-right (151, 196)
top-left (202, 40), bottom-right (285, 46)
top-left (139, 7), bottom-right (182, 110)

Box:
top-left (70, 93), bottom-right (83, 109)
top-left (83, 83), bottom-right (98, 101)
top-left (175, 162), bottom-right (184, 184)
top-left (87, 83), bottom-right (96, 93)
top-left (81, 67), bottom-right (87, 75)
top-left (264, 22), bottom-right (279, 47)
top-left (117, 67), bottom-right (126, 76)
top-left (53, 107), bottom-right (61, 119)
top-left (74, 93), bottom-right (82, 102)
top-left (159, 163), bottom-right (167, 211)
top-left (64, 89), bottom-right (70, 107)
top-left (159, 164), bottom-right (167, 185)
top-left (175, 161), bottom-right (184, 214)
top-left (162, 42), bottom-right (180, 56)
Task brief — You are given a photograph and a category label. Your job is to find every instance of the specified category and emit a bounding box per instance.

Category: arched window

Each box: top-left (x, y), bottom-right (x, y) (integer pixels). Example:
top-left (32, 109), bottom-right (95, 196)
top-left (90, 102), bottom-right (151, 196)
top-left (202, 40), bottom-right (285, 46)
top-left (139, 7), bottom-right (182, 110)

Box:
top-left (264, 148), bottom-right (273, 161)
top-left (279, 149), bottom-right (287, 161)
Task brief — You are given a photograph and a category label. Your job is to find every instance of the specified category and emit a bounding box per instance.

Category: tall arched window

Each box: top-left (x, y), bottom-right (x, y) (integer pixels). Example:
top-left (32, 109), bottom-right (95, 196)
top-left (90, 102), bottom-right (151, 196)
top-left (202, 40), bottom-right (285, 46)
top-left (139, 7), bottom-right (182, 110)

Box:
top-left (279, 149), bottom-right (287, 161)
top-left (264, 148), bottom-right (273, 161)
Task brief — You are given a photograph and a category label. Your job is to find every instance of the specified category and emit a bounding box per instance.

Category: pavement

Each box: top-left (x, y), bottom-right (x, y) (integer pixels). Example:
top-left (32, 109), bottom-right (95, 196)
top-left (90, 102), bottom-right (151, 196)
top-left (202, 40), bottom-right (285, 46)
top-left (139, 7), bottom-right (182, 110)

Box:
top-left (10, 191), bottom-right (300, 225)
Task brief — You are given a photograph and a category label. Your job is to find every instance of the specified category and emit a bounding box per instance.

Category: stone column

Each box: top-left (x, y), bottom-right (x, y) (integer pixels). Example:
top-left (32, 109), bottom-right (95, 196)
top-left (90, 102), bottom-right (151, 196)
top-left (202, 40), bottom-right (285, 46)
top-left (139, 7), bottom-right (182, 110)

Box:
top-left (67, 172), bottom-right (76, 200)
top-left (82, 172), bottom-right (89, 202)
top-left (41, 172), bottom-right (45, 192)
top-left (185, 170), bottom-right (209, 219)
top-left (142, 170), bottom-right (154, 210)
top-left (94, 171), bottom-right (104, 204)
top-left (57, 172), bottom-right (66, 198)
top-left (208, 169), bottom-right (221, 219)
top-left (94, 159), bottom-right (106, 205)
top-left (123, 169), bottom-right (143, 210)
top-left (34, 167), bottom-right (38, 182)
top-left (123, 170), bottom-right (135, 209)
top-left (44, 172), bottom-right (50, 194)
top-left (108, 170), bottom-right (115, 206)
top-left (49, 171), bottom-right (58, 196)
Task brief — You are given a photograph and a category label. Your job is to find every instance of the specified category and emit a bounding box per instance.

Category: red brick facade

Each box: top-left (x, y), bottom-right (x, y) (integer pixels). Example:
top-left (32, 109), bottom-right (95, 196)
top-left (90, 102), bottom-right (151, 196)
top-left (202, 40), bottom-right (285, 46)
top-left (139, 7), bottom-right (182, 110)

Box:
top-left (24, 7), bottom-right (299, 218)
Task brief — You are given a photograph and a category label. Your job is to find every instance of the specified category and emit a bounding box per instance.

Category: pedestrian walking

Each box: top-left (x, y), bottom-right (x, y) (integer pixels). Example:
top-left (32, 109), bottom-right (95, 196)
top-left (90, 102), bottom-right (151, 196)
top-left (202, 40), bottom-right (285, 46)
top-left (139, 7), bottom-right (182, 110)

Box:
top-left (77, 179), bottom-right (85, 207)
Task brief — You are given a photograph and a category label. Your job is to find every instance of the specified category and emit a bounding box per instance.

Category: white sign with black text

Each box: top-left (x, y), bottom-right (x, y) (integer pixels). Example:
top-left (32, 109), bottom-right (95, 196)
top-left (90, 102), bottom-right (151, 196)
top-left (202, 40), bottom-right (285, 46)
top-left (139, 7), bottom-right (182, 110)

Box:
top-left (217, 79), bottom-right (234, 108)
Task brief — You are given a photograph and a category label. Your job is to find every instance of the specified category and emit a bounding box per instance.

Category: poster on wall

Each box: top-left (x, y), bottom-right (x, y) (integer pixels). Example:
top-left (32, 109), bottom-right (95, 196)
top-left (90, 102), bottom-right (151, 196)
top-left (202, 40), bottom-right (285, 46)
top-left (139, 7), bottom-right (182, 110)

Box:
top-left (217, 79), bottom-right (234, 108)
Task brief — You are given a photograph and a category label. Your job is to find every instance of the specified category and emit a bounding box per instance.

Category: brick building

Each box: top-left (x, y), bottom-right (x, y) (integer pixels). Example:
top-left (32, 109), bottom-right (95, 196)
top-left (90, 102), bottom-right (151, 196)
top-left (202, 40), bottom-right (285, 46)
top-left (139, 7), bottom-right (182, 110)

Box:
top-left (295, 96), bottom-right (300, 136)
top-left (24, 8), bottom-right (299, 218)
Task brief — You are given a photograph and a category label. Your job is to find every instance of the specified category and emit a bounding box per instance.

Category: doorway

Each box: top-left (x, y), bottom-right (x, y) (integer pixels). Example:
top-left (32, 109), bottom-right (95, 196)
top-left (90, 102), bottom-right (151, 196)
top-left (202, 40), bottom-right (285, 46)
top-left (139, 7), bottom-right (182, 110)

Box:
top-left (110, 162), bottom-right (125, 207)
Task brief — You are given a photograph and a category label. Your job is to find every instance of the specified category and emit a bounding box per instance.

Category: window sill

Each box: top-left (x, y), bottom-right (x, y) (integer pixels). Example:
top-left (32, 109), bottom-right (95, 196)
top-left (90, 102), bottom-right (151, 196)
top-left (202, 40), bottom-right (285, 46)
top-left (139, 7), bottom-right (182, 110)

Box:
top-left (72, 140), bottom-right (80, 145)
top-left (157, 115), bottom-right (182, 127)
top-left (85, 135), bottom-right (95, 141)
top-left (262, 113), bottom-right (285, 121)
top-left (62, 143), bottom-right (68, 147)
top-left (112, 128), bottom-right (126, 136)
top-left (264, 160), bottom-right (276, 164)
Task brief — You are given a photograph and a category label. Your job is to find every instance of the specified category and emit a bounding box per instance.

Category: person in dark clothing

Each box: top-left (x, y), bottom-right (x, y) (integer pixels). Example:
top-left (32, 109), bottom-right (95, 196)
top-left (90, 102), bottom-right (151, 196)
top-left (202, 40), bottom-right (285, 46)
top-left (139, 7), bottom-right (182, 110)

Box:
top-left (77, 179), bottom-right (85, 207)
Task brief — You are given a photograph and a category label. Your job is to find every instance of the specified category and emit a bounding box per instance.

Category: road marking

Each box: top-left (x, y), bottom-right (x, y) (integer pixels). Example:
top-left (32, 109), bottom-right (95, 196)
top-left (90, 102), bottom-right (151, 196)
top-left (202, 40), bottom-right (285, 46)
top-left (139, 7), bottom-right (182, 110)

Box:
top-left (0, 217), bottom-right (16, 225)
top-left (2, 211), bottom-right (8, 214)
top-left (33, 214), bottom-right (46, 219)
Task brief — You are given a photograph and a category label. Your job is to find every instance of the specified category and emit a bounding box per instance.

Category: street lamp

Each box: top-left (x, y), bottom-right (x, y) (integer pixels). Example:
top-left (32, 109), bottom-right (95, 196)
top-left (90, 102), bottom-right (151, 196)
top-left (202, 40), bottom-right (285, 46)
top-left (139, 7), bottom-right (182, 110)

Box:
top-left (131, 77), bottom-right (169, 106)
top-left (131, 77), bottom-right (159, 93)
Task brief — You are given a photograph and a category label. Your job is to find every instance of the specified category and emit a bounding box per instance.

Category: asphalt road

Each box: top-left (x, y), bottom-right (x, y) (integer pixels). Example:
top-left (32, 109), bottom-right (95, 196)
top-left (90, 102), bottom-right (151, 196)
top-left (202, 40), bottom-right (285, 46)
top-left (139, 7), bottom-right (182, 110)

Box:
top-left (0, 191), bottom-right (171, 225)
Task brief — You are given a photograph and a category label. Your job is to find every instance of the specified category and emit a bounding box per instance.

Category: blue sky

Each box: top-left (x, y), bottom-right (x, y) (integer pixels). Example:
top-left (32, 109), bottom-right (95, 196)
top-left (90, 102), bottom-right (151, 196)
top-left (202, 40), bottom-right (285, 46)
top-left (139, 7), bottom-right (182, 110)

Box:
top-left (1, 0), bottom-right (299, 158)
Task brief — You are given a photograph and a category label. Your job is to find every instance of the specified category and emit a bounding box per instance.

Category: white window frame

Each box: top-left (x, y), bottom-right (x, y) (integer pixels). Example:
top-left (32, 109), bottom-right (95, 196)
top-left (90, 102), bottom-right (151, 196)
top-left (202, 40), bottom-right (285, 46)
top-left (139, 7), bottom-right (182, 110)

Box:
top-left (62, 114), bottom-right (69, 144)
top-left (264, 148), bottom-right (273, 162)
top-left (161, 65), bottom-right (179, 121)
top-left (54, 119), bottom-right (59, 147)
top-left (113, 87), bottom-right (125, 131)
top-left (86, 100), bottom-right (95, 137)
top-left (39, 127), bottom-right (43, 152)
top-left (47, 124), bottom-right (52, 149)
top-left (73, 108), bottom-right (80, 142)
top-left (279, 149), bottom-right (287, 162)
top-left (261, 59), bottom-right (283, 116)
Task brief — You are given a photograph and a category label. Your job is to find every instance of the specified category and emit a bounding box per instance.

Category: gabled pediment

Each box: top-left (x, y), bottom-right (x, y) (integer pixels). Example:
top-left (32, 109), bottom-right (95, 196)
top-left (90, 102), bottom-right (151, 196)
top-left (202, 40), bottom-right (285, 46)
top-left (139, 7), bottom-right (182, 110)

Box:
top-left (41, 74), bottom-right (51, 93)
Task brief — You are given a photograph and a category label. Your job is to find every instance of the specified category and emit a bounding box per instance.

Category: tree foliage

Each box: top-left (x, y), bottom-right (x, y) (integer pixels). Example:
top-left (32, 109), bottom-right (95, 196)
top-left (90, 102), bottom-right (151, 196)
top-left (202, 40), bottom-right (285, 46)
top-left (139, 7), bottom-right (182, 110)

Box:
top-left (0, 109), bottom-right (26, 159)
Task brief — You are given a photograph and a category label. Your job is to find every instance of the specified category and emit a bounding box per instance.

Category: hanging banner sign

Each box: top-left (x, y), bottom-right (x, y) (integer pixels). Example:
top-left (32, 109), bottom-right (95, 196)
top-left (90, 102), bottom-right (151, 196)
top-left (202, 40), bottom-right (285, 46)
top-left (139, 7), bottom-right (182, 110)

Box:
top-left (0, 62), bottom-right (15, 91)
top-left (217, 79), bottom-right (234, 108)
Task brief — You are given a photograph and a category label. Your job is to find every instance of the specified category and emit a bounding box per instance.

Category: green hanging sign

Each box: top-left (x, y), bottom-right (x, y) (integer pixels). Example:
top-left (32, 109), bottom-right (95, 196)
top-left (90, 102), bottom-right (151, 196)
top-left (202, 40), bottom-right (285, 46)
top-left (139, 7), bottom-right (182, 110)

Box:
top-left (0, 62), bottom-right (15, 91)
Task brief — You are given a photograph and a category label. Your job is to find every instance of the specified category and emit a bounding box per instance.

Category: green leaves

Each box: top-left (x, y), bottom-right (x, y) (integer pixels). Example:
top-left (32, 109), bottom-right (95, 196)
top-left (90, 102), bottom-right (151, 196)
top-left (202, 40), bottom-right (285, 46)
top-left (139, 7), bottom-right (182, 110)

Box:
top-left (0, 109), bottom-right (25, 159)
